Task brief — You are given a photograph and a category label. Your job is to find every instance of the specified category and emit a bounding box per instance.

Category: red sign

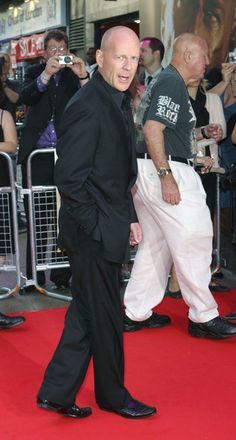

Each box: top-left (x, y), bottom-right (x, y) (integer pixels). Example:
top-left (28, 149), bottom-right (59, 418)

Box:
top-left (11, 32), bottom-right (46, 61)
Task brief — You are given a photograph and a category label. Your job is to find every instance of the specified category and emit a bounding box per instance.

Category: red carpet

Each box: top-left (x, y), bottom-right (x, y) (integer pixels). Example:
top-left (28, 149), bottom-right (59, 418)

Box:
top-left (1, 290), bottom-right (236, 440)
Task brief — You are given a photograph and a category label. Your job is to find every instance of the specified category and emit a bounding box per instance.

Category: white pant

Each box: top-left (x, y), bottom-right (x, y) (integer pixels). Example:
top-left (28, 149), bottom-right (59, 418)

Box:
top-left (125, 159), bottom-right (219, 323)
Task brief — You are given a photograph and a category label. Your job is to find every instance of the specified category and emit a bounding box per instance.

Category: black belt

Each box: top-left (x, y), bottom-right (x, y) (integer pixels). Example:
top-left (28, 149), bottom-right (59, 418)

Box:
top-left (137, 153), bottom-right (151, 159)
top-left (137, 153), bottom-right (194, 167)
top-left (168, 155), bottom-right (194, 167)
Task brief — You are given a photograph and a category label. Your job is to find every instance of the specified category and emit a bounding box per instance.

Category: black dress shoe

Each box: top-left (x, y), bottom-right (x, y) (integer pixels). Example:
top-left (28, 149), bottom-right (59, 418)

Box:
top-left (165, 288), bottom-right (182, 299)
top-left (0, 312), bottom-right (25, 330)
top-left (100, 398), bottom-right (157, 418)
top-left (123, 312), bottom-right (171, 332)
top-left (37, 397), bottom-right (92, 418)
top-left (19, 285), bottom-right (37, 295)
top-left (46, 283), bottom-right (71, 296)
top-left (188, 316), bottom-right (236, 339)
top-left (54, 280), bottom-right (70, 289)
top-left (212, 270), bottom-right (224, 279)
top-left (209, 284), bottom-right (229, 292)
top-left (224, 311), bottom-right (236, 320)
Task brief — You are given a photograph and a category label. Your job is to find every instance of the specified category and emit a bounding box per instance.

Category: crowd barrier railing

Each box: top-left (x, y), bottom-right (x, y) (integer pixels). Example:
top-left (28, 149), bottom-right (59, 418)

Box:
top-left (21, 149), bottom-right (71, 301)
top-left (0, 152), bottom-right (21, 299)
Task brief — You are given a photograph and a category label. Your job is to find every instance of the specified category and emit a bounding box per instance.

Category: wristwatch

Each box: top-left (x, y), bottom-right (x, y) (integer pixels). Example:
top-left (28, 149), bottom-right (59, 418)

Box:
top-left (200, 126), bottom-right (209, 139)
top-left (157, 168), bottom-right (172, 177)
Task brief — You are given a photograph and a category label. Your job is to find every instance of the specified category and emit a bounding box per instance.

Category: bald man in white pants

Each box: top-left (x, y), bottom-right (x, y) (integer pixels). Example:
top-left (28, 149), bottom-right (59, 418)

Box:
top-left (124, 33), bottom-right (236, 339)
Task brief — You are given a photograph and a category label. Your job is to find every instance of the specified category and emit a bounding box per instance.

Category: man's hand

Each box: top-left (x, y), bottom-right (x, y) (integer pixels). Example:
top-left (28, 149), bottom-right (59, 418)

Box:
top-left (205, 123), bottom-right (223, 142)
top-left (129, 223), bottom-right (142, 246)
top-left (160, 173), bottom-right (181, 205)
top-left (67, 55), bottom-right (89, 80)
top-left (44, 55), bottom-right (62, 77)
top-left (196, 155), bottom-right (214, 173)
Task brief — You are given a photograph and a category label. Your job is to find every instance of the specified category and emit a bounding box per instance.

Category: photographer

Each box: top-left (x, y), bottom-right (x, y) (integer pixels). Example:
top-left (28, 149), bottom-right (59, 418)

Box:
top-left (18, 29), bottom-right (89, 294)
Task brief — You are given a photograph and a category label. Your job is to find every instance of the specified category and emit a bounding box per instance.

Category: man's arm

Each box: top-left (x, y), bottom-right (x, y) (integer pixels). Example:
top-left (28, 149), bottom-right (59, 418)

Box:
top-left (2, 82), bottom-right (20, 104)
top-left (21, 65), bottom-right (46, 106)
top-left (232, 123), bottom-right (236, 144)
top-left (143, 120), bottom-right (181, 205)
top-left (55, 98), bottom-right (100, 235)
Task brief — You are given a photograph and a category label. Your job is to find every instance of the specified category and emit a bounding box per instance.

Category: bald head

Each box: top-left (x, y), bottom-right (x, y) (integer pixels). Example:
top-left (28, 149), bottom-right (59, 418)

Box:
top-left (100, 26), bottom-right (139, 51)
top-left (172, 33), bottom-right (206, 59)
top-left (171, 33), bottom-right (209, 85)
top-left (96, 26), bottom-right (140, 92)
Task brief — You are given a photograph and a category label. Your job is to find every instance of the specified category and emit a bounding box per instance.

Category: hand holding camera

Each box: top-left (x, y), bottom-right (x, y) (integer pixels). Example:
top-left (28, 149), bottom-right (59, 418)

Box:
top-left (221, 62), bottom-right (235, 84)
top-left (42, 52), bottom-right (89, 83)
top-left (66, 55), bottom-right (89, 81)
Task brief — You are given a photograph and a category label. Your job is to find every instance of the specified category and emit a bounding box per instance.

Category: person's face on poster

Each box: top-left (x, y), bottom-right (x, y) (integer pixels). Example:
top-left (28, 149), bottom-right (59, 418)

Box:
top-left (168, 0), bottom-right (236, 68)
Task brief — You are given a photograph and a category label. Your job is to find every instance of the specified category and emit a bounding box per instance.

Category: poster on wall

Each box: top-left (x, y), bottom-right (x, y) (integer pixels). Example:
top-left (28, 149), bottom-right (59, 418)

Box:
top-left (160, 0), bottom-right (236, 69)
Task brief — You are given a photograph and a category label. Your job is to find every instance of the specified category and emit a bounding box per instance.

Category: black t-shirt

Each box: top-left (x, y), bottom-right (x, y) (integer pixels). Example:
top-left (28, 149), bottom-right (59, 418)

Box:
top-left (1, 78), bottom-right (22, 122)
top-left (144, 65), bottom-right (197, 159)
top-left (0, 110), bottom-right (10, 186)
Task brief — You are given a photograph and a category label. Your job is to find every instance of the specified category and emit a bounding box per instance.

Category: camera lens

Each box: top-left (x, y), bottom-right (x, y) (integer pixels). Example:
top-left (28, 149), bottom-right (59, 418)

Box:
top-left (64, 56), bottom-right (72, 64)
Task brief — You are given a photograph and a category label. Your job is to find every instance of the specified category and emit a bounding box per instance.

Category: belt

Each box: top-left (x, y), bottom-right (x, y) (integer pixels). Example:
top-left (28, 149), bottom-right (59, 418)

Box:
top-left (137, 153), bottom-right (151, 159)
top-left (137, 153), bottom-right (194, 167)
top-left (168, 155), bottom-right (194, 166)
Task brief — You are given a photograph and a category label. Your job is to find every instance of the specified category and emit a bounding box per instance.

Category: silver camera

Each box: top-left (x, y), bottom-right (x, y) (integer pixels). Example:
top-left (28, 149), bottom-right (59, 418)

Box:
top-left (59, 55), bottom-right (73, 65)
top-left (229, 51), bottom-right (236, 63)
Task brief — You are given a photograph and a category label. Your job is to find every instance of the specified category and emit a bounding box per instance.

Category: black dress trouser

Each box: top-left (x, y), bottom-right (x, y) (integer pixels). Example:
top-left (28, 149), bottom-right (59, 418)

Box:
top-left (38, 230), bottom-right (130, 409)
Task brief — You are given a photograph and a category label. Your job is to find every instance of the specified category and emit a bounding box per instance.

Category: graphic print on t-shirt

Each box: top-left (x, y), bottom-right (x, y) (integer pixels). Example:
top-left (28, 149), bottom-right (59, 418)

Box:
top-left (155, 95), bottom-right (180, 125)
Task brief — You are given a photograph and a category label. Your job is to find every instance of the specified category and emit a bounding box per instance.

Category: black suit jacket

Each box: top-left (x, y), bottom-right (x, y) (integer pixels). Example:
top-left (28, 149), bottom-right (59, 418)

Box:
top-left (55, 72), bottom-right (138, 264)
top-left (18, 63), bottom-right (81, 165)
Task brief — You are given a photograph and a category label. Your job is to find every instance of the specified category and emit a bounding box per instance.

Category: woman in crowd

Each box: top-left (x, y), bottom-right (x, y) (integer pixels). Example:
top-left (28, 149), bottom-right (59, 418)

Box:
top-left (209, 63), bottom-right (236, 204)
top-left (0, 77), bottom-right (17, 263)
top-left (0, 77), bottom-right (25, 329)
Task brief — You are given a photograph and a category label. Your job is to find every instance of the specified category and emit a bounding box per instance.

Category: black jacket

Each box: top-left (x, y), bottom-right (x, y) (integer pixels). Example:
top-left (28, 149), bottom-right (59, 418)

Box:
top-left (18, 63), bottom-right (81, 164)
top-left (55, 72), bottom-right (138, 264)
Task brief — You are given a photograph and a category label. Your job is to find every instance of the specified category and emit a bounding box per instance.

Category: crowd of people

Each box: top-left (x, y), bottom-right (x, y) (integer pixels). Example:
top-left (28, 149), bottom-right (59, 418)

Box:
top-left (1, 24), bottom-right (236, 419)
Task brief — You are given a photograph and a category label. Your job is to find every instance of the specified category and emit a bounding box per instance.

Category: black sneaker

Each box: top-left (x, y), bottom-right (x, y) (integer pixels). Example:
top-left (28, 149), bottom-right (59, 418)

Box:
top-left (223, 311), bottom-right (236, 321)
top-left (123, 312), bottom-right (171, 332)
top-left (19, 285), bottom-right (37, 295)
top-left (188, 316), bottom-right (236, 339)
top-left (0, 312), bottom-right (25, 329)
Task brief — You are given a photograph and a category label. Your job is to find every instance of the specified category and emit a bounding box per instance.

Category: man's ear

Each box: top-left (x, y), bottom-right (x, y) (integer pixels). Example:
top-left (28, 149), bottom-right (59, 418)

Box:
top-left (96, 49), bottom-right (103, 67)
top-left (184, 49), bottom-right (192, 64)
top-left (153, 49), bottom-right (160, 61)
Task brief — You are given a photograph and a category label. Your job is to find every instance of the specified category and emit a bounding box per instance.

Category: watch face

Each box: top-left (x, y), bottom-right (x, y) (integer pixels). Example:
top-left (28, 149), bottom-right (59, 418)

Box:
top-left (158, 168), bottom-right (170, 176)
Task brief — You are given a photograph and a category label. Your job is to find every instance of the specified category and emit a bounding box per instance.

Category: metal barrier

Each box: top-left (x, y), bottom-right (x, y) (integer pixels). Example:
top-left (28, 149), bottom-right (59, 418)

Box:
top-left (22, 149), bottom-right (71, 301)
top-left (120, 246), bottom-right (138, 284)
top-left (212, 173), bottom-right (222, 274)
top-left (0, 152), bottom-right (21, 299)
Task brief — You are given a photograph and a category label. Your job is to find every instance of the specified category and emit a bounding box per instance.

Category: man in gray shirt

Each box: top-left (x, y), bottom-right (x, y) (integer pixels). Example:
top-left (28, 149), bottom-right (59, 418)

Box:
top-left (124, 33), bottom-right (236, 339)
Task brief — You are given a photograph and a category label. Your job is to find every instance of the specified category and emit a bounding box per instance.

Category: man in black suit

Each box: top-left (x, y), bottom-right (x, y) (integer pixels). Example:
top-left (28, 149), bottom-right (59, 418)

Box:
top-left (37, 26), bottom-right (156, 420)
top-left (18, 30), bottom-right (89, 293)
